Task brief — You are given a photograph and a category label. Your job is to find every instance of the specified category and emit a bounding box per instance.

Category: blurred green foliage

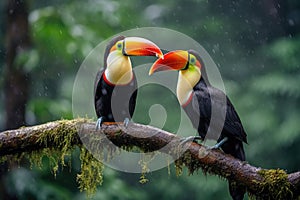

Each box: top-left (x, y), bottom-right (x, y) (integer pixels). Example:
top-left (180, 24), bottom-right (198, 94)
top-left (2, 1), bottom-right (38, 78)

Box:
top-left (1, 0), bottom-right (300, 199)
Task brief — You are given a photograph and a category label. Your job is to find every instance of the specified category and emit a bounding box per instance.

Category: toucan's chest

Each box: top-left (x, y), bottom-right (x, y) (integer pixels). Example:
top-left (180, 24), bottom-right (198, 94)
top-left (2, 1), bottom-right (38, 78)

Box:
top-left (182, 86), bottom-right (212, 139)
top-left (94, 71), bottom-right (137, 121)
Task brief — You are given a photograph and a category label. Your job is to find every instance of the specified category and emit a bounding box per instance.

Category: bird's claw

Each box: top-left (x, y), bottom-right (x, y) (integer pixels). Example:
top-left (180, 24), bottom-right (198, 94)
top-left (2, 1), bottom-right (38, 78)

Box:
top-left (95, 117), bottom-right (104, 131)
top-left (123, 118), bottom-right (130, 127)
top-left (179, 136), bottom-right (203, 146)
top-left (207, 137), bottom-right (228, 150)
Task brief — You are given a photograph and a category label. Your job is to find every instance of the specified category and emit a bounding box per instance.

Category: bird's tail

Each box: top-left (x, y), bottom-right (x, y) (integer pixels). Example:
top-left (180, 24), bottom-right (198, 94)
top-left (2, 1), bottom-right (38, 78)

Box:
top-left (229, 181), bottom-right (246, 200)
top-left (233, 141), bottom-right (246, 161)
top-left (223, 141), bottom-right (246, 200)
top-left (221, 138), bottom-right (246, 160)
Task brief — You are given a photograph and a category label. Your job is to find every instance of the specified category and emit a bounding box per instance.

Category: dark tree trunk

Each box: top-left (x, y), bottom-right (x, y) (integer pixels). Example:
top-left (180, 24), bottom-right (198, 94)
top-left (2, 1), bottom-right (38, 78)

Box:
top-left (4, 0), bottom-right (30, 130)
top-left (2, 0), bottom-right (31, 199)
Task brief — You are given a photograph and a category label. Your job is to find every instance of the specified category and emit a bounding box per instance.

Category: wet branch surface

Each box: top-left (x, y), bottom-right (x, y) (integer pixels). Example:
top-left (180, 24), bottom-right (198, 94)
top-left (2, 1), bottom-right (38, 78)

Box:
top-left (0, 119), bottom-right (299, 199)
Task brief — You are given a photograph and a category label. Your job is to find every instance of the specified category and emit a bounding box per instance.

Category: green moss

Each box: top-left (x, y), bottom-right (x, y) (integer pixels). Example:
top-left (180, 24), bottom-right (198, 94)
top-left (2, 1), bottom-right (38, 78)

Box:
top-left (26, 150), bottom-right (44, 170)
top-left (114, 130), bottom-right (122, 136)
top-left (0, 154), bottom-right (8, 164)
top-left (174, 159), bottom-right (183, 177)
top-left (0, 154), bottom-right (24, 168)
top-left (121, 145), bottom-right (137, 152)
top-left (77, 146), bottom-right (104, 196)
top-left (36, 119), bottom-right (81, 159)
top-left (174, 151), bottom-right (203, 175)
top-left (138, 153), bottom-right (156, 184)
top-left (138, 155), bottom-right (149, 184)
top-left (139, 173), bottom-right (149, 184)
top-left (253, 169), bottom-right (293, 200)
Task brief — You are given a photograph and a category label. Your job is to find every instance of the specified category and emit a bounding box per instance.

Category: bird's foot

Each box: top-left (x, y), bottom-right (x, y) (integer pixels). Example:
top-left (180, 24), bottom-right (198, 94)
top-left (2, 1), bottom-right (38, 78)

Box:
top-left (180, 136), bottom-right (203, 145)
top-left (208, 137), bottom-right (228, 150)
top-left (123, 118), bottom-right (131, 127)
top-left (95, 117), bottom-right (105, 131)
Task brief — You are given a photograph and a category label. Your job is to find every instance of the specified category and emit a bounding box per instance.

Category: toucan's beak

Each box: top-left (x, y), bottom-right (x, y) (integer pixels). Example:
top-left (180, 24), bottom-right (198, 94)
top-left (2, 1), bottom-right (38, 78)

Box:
top-left (123, 37), bottom-right (163, 58)
top-left (149, 50), bottom-right (188, 75)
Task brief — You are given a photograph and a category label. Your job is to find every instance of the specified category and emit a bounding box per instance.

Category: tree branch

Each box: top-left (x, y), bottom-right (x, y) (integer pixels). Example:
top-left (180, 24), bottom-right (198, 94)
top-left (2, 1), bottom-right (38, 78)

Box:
top-left (0, 119), bottom-right (299, 199)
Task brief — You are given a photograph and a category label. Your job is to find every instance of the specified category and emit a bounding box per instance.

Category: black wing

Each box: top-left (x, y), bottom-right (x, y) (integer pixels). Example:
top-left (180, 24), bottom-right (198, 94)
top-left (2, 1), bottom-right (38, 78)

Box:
top-left (192, 80), bottom-right (247, 143)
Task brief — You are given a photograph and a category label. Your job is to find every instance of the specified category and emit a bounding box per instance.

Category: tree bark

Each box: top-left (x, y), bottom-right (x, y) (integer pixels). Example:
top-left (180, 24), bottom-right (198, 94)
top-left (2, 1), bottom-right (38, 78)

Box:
top-left (0, 119), bottom-right (299, 199)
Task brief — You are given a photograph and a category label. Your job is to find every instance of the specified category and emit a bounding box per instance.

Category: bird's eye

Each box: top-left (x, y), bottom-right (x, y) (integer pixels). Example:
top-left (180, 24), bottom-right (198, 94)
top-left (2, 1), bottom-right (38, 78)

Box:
top-left (116, 42), bottom-right (122, 50)
top-left (190, 56), bottom-right (196, 65)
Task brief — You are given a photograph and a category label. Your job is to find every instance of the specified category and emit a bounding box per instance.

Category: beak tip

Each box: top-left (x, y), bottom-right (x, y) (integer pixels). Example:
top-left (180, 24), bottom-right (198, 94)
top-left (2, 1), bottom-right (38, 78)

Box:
top-left (148, 70), bottom-right (153, 76)
top-left (156, 52), bottom-right (164, 59)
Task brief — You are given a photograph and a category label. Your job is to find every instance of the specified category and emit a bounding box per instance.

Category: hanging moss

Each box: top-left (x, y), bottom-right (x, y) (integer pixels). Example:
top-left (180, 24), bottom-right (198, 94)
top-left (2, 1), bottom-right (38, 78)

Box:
top-left (253, 169), bottom-right (293, 200)
top-left (139, 173), bottom-right (149, 184)
top-left (0, 155), bottom-right (7, 164)
top-left (35, 119), bottom-right (105, 196)
top-left (138, 152), bottom-right (159, 184)
top-left (77, 146), bottom-right (104, 196)
top-left (174, 159), bottom-right (183, 177)
top-left (1, 154), bottom-right (24, 168)
top-left (30, 119), bottom-right (84, 177)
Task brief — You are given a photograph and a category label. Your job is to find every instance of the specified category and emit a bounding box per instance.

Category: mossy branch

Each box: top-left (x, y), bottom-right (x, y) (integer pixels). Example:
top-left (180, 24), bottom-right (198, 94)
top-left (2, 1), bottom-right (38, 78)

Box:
top-left (0, 119), bottom-right (299, 199)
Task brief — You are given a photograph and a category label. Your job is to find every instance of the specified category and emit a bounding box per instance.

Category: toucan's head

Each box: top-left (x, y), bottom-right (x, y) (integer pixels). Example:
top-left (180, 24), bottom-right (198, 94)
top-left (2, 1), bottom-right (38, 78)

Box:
top-left (105, 36), bottom-right (163, 85)
top-left (149, 50), bottom-right (202, 88)
top-left (149, 50), bottom-right (202, 106)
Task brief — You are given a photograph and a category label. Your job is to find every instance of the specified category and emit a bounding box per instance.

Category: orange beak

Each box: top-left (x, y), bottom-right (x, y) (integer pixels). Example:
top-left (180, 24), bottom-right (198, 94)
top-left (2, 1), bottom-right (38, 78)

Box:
top-left (149, 50), bottom-right (189, 75)
top-left (122, 37), bottom-right (163, 58)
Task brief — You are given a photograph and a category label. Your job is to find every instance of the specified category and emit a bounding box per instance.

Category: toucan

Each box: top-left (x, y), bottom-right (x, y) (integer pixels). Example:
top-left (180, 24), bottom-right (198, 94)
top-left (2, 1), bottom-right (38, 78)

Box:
top-left (94, 35), bottom-right (163, 129)
top-left (149, 50), bottom-right (247, 200)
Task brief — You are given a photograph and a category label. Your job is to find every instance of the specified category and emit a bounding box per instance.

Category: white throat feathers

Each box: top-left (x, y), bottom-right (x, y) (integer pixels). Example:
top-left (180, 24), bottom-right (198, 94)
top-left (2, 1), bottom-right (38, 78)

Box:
top-left (104, 51), bottom-right (133, 85)
top-left (176, 67), bottom-right (201, 106)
